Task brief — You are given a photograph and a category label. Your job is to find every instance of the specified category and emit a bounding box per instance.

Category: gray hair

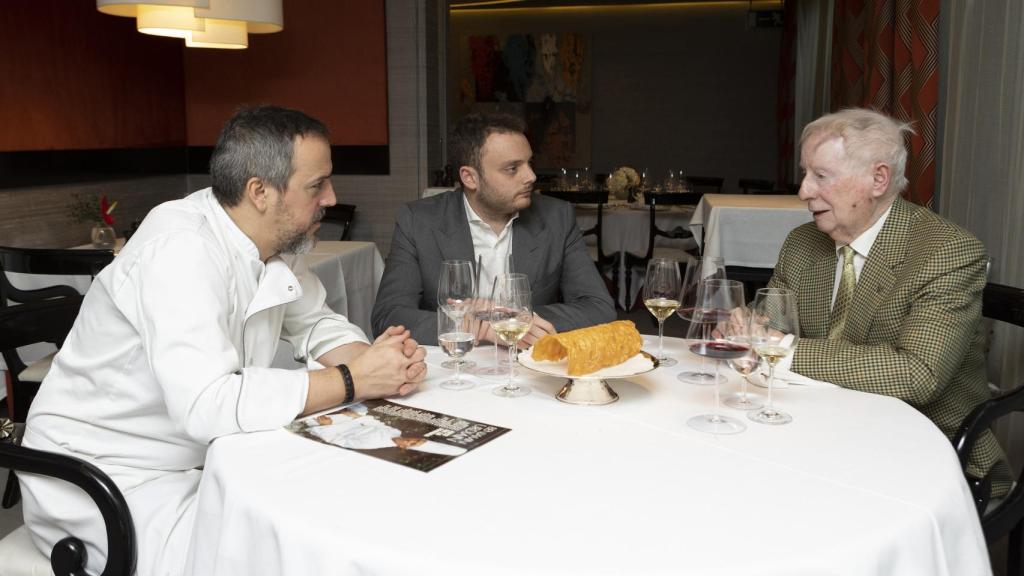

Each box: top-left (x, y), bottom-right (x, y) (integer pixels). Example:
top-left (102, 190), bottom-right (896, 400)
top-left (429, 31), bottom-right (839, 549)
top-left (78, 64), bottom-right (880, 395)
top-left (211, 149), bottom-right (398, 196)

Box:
top-left (210, 106), bottom-right (330, 207)
top-left (801, 108), bottom-right (915, 195)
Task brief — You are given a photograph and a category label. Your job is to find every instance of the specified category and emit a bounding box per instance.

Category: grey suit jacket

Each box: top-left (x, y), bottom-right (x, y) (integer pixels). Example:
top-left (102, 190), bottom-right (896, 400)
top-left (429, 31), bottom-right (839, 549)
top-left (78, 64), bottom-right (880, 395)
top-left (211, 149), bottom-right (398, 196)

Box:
top-left (371, 190), bottom-right (616, 345)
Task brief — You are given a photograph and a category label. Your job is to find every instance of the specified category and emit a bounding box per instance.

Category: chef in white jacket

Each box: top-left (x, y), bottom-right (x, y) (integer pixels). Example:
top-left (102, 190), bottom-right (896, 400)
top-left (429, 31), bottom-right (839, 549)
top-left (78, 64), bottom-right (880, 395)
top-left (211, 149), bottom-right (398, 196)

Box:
top-left (19, 106), bottom-right (427, 576)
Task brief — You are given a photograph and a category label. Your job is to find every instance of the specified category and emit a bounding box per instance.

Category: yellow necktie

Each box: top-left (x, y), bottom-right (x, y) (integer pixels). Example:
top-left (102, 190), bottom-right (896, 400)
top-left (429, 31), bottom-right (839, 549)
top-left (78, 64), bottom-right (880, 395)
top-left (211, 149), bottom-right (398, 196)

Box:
top-left (828, 245), bottom-right (856, 340)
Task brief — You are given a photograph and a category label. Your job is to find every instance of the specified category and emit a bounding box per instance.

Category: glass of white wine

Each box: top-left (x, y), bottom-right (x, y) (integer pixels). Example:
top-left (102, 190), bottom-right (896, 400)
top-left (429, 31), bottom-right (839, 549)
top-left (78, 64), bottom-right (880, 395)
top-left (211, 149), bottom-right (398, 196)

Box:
top-left (643, 258), bottom-right (681, 366)
top-left (437, 308), bottom-right (474, 391)
top-left (475, 254), bottom-right (513, 379)
top-left (748, 288), bottom-right (800, 425)
top-left (490, 273), bottom-right (533, 398)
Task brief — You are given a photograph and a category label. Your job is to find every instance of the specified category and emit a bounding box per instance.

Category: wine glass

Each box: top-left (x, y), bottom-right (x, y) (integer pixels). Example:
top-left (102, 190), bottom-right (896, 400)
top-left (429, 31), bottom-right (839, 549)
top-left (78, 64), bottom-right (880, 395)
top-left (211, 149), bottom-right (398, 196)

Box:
top-left (676, 257), bottom-right (727, 385)
top-left (722, 331), bottom-right (764, 411)
top-left (490, 273), bottom-right (533, 398)
top-left (474, 254), bottom-right (514, 378)
top-left (686, 279), bottom-right (748, 435)
top-left (437, 260), bottom-right (476, 370)
top-left (437, 308), bottom-right (474, 390)
top-left (747, 288), bottom-right (801, 425)
top-left (643, 258), bottom-right (681, 366)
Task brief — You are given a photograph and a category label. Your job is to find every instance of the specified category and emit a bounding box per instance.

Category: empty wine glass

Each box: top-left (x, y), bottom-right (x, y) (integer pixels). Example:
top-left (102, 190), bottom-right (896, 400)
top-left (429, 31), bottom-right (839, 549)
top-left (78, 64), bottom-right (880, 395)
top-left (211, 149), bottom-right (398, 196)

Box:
top-left (490, 273), bottom-right (533, 398)
top-left (437, 308), bottom-right (474, 391)
top-left (676, 257), bottom-right (727, 385)
top-left (643, 258), bottom-right (681, 367)
top-left (437, 260), bottom-right (476, 370)
top-left (748, 288), bottom-right (801, 425)
top-left (686, 279), bottom-right (748, 434)
top-left (722, 331), bottom-right (764, 410)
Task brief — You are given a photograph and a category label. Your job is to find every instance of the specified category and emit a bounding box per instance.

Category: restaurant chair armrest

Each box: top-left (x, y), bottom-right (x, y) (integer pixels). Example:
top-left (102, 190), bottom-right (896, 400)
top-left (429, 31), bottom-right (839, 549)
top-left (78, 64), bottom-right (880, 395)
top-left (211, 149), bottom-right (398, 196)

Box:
top-left (0, 429), bottom-right (136, 576)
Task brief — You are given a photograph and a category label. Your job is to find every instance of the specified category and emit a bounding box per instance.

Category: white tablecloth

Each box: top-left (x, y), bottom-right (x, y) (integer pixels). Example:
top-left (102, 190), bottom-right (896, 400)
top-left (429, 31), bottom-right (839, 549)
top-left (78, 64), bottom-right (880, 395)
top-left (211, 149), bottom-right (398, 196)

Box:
top-left (189, 337), bottom-right (989, 576)
top-left (689, 194), bottom-right (812, 268)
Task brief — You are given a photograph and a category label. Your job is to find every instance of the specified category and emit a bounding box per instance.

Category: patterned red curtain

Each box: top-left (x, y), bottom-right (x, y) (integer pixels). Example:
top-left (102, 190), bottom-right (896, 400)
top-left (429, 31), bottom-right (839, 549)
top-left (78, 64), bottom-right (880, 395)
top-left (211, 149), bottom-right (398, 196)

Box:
top-left (830, 0), bottom-right (940, 208)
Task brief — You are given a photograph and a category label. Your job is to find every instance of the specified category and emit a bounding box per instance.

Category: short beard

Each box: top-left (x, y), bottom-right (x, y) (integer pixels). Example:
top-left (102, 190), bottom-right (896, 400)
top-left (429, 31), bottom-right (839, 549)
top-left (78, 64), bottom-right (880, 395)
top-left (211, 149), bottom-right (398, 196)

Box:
top-left (274, 206), bottom-right (324, 255)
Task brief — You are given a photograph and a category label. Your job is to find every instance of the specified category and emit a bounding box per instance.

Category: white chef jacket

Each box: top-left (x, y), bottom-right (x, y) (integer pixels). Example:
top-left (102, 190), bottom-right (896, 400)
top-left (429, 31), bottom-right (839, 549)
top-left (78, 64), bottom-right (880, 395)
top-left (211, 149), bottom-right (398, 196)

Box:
top-left (20, 188), bottom-right (368, 576)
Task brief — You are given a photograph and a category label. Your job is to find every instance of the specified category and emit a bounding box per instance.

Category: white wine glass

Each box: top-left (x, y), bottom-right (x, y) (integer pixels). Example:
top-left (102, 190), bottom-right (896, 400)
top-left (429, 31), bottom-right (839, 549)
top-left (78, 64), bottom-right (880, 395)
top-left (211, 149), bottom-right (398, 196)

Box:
top-left (437, 259), bottom-right (476, 370)
top-left (686, 279), bottom-right (748, 434)
top-left (475, 253), bottom-right (514, 378)
top-left (437, 308), bottom-right (474, 391)
top-left (676, 257), bottom-right (727, 385)
top-left (490, 273), bottom-right (533, 398)
top-left (747, 288), bottom-right (800, 425)
top-left (643, 258), bottom-right (681, 366)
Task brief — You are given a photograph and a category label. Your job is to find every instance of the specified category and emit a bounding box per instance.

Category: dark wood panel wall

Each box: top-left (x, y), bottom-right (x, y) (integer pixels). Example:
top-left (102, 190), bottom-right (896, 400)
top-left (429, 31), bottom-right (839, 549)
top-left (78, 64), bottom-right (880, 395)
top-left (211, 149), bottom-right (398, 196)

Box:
top-left (184, 0), bottom-right (389, 147)
top-left (0, 1), bottom-right (186, 151)
top-left (0, 0), bottom-right (389, 152)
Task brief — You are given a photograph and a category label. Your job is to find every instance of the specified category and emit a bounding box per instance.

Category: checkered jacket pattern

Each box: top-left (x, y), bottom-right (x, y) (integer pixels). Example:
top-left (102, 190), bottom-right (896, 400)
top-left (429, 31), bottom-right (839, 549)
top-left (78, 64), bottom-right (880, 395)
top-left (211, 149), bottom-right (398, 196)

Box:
top-left (769, 196), bottom-right (1005, 480)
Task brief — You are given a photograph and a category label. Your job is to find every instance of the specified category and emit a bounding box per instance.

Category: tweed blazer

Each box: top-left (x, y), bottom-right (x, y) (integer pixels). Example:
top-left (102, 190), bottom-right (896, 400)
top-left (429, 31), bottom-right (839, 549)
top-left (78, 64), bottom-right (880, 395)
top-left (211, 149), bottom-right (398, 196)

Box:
top-left (769, 196), bottom-right (1003, 479)
top-left (371, 190), bottom-right (616, 345)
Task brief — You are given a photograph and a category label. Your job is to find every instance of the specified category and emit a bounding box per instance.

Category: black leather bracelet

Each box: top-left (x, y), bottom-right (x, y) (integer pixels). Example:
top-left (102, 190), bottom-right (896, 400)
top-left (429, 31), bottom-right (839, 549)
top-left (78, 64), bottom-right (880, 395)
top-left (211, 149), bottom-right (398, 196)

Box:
top-left (337, 364), bottom-right (355, 405)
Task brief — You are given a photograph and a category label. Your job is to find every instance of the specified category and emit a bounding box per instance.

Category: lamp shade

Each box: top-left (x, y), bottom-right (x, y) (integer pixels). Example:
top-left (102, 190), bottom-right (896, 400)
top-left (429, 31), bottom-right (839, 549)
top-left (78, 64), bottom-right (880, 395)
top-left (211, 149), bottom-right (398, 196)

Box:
top-left (186, 19), bottom-right (248, 49)
top-left (96, 0), bottom-right (281, 48)
top-left (96, 0), bottom-right (208, 18)
top-left (195, 0), bottom-right (283, 33)
top-left (136, 5), bottom-right (205, 38)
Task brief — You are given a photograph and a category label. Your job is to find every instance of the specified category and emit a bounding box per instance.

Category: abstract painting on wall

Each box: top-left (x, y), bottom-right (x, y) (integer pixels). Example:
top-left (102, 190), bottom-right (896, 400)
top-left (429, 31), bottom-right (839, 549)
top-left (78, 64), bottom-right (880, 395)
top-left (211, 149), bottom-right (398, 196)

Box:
top-left (455, 32), bottom-right (591, 170)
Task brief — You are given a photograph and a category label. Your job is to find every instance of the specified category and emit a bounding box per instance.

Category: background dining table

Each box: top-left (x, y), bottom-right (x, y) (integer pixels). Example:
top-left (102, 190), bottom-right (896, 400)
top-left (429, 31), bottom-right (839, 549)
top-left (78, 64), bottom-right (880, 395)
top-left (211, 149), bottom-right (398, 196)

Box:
top-left (187, 336), bottom-right (989, 576)
top-left (688, 193), bottom-right (812, 268)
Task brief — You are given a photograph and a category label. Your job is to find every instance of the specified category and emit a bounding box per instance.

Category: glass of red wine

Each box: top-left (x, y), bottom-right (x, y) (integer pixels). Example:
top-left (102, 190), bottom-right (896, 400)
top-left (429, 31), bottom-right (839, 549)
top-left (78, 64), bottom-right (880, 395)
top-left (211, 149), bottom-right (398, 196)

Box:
top-left (686, 279), bottom-right (748, 435)
top-left (676, 257), bottom-right (727, 385)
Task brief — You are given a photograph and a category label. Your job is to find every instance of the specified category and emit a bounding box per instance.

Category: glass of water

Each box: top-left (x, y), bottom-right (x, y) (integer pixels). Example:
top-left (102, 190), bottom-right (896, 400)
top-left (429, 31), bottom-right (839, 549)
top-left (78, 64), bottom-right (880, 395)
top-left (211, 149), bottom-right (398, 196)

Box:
top-left (437, 307), bottom-right (475, 391)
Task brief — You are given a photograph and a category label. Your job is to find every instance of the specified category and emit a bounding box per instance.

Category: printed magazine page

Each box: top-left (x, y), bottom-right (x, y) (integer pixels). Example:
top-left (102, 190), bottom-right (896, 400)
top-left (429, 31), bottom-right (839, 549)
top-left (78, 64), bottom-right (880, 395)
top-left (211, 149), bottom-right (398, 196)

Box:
top-left (287, 399), bottom-right (510, 472)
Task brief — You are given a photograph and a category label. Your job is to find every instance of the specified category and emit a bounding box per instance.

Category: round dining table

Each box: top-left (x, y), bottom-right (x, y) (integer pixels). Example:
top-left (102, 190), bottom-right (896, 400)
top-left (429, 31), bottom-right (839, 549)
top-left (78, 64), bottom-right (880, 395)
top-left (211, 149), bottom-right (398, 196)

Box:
top-left (186, 336), bottom-right (990, 576)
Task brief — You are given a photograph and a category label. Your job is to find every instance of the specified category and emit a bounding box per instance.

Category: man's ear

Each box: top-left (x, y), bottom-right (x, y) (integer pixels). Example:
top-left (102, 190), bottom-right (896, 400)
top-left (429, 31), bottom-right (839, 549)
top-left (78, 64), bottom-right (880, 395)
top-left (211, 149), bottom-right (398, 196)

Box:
top-left (459, 166), bottom-right (478, 191)
top-left (871, 163), bottom-right (892, 198)
top-left (244, 177), bottom-right (271, 212)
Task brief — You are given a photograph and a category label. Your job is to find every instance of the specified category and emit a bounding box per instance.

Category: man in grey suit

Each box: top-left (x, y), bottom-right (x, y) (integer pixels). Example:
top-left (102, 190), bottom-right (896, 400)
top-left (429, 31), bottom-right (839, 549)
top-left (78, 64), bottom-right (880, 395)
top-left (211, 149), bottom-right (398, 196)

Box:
top-left (372, 112), bottom-right (616, 346)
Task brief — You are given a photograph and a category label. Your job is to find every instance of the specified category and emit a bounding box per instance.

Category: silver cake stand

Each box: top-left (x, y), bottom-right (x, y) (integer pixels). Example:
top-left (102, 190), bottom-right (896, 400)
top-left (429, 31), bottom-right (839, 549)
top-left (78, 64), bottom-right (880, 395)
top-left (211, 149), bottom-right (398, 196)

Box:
top-left (518, 350), bottom-right (659, 405)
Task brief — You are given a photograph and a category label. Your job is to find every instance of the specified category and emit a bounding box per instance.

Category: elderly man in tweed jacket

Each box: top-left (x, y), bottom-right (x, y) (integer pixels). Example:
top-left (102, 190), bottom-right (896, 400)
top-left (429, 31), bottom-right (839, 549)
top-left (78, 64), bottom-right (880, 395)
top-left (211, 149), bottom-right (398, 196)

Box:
top-left (770, 108), bottom-right (1005, 488)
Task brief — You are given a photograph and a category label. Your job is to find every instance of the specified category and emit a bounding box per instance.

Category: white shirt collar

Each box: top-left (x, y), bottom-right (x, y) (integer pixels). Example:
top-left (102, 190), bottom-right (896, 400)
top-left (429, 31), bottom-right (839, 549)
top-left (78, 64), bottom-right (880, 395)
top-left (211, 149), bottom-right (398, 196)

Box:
top-left (462, 192), bottom-right (517, 238)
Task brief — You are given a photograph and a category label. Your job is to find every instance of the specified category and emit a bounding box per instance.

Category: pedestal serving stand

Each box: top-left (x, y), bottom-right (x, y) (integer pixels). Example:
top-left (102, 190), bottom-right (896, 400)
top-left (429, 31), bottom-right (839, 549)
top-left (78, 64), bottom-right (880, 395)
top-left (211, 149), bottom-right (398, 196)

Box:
top-left (518, 351), bottom-right (659, 405)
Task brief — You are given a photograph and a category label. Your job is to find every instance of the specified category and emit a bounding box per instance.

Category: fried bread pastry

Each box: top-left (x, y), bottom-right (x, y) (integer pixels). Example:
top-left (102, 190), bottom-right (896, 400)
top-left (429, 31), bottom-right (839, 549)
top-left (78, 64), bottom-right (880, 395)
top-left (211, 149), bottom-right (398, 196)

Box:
top-left (531, 320), bottom-right (642, 376)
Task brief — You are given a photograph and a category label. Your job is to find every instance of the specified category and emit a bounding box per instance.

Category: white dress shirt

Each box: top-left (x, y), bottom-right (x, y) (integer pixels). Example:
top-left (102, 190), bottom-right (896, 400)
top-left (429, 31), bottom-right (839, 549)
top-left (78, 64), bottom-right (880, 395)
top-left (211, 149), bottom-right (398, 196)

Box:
top-left (463, 193), bottom-right (517, 298)
top-left (829, 203), bottom-right (893, 308)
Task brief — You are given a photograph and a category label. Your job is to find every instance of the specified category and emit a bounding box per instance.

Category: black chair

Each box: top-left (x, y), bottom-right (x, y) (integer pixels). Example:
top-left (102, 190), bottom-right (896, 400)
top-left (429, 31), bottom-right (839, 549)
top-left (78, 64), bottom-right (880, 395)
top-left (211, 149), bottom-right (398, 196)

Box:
top-left (0, 246), bottom-right (113, 307)
top-left (737, 178), bottom-right (774, 195)
top-left (541, 190), bottom-right (619, 299)
top-left (321, 204), bottom-right (356, 241)
top-left (0, 246), bottom-right (112, 422)
top-left (724, 266), bottom-right (775, 296)
top-left (684, 176), bottom-right (724, 194)
top-left (952, 282), bottom-right (1024, 575)
top-left (622, 191), bottom-right (702, 310)
top-left (0, 424), bottom-right (136, 575)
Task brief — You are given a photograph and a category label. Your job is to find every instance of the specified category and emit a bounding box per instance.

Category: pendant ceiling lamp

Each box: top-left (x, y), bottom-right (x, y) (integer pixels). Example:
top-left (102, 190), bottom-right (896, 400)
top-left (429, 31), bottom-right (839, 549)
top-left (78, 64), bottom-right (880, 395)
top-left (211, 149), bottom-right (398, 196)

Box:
top-left (96, 0), bottom-right (282, 49)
